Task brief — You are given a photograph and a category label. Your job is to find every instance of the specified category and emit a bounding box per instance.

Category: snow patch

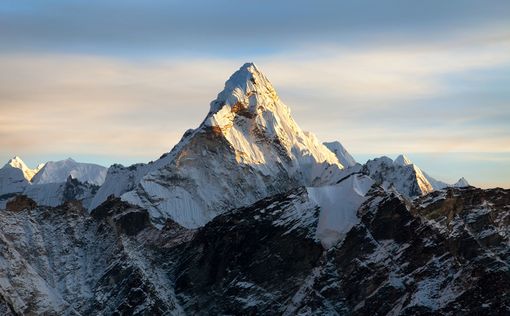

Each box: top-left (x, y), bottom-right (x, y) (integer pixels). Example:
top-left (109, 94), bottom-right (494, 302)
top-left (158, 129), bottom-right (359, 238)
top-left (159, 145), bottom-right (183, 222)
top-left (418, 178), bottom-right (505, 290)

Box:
top-left (308, 174), bottom-right (374, 249)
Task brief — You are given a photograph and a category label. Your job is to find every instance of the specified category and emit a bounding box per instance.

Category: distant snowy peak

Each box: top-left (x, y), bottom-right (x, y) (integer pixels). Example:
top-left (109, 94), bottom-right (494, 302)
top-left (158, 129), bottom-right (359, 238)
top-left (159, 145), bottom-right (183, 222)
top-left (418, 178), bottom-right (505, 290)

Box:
top-left (0, 157), bottom-right (38, 206)
top-left (23, 176), bottom-right (99, 208)
top-left (394, 154), bottom-right (413, 166)
top-left (4, 156), bottom-right (44, 181)
top-left (31, 158), bottom-right (107, 186)
top-left (363, 156), bottom-right (434, 198)
top-left (363, 154), bottom-right (471, 197)
top-left (453, 177), bottom-right (470, 188)
top-left (423, 172), bottom-right (471, 190)
top-left (323, 141), bottom-right (357, 168)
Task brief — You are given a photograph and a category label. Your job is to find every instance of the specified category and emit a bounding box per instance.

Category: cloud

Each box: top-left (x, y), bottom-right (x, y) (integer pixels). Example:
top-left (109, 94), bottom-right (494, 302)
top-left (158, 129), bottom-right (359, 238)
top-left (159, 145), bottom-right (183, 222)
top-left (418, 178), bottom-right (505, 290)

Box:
top-left (1, 0), bottom-right (509, 56)
top-left (0, 56), bottom-right (241, 161)
top-left (0, 25), bottom-right (509, 189)
top-left (259, 31), bottom-right (510, 100)
top-left (1, 28), bottom-right (510, 162)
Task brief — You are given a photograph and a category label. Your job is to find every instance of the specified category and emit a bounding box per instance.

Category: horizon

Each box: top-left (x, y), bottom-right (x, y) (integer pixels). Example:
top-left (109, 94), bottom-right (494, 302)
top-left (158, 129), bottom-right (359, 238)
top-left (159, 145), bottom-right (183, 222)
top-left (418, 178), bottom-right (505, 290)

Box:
top-left (1, 1), bottom-right (509, 189)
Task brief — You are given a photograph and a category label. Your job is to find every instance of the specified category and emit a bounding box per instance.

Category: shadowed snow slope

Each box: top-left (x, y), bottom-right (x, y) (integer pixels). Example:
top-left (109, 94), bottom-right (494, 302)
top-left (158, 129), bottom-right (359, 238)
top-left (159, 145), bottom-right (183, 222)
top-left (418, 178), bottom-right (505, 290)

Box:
top-left (323, 141), bottom-right (357, 168)
top-left (94, 63), bottom-right (344, 228)
top-left (308, 174), bottom-right (374, 248)
top-left (0, 164), bottom-right (29, 199)
top-left (453, 177), bottom-right (470, 187)
top-left (32, 158), bottom-right (107, 186)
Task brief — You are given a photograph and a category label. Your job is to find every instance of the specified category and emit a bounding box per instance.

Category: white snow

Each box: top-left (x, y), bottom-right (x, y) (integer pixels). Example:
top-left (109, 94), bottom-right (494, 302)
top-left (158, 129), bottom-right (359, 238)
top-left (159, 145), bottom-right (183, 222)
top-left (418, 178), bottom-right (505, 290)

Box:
top-left (323, 141), bottom-right (357, 168)
top-left (394, 154), bottom-right (413, 167)
top-left (32, 158), bottom-right (107, 186)
top-left (0, 165), bottom-right (29, 196)
top-left (308, 174), bottom-right (374, 248)
top-left (0, 157), bottom-right (101, 209)
top-left (88, 163), bottom-right (151, 210)
top-left (392, 154), bottom-right (469, 191)
top-left (453, 177), bottom-right (470, 188)
top-left (364, 156), bottom-right (434, 198)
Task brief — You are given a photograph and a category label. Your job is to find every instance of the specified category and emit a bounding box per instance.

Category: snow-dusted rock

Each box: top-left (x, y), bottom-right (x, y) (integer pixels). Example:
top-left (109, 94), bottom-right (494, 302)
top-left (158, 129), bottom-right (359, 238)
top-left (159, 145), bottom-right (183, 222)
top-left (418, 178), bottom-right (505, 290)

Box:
top-left (22, 176), bottom-right (99, 208)
top-left (362, 156), bottom-right (434, 198)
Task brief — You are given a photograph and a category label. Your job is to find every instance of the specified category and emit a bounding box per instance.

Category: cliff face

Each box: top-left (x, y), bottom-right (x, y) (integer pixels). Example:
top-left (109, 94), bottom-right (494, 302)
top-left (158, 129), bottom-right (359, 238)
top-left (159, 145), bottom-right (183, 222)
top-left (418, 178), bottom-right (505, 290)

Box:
top-left (0, 186), bottom-right (508, 315)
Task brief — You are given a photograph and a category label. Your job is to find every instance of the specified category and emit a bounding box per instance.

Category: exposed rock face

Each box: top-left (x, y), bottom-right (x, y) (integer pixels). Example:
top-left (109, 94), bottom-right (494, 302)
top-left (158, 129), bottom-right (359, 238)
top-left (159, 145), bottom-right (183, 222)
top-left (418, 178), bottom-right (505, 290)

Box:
top-left (1, 185), bottom-right (507, 315)
top-left (5, 195), bottom-right (37, 212)
top-left (20, 175), bottom-right (99, 209)
top-left (0, 198), bottom-right (187, 315)
top-left (174, 187), bottom-right (323, 314)
top-left (91, 196), bottom-right (152, 236)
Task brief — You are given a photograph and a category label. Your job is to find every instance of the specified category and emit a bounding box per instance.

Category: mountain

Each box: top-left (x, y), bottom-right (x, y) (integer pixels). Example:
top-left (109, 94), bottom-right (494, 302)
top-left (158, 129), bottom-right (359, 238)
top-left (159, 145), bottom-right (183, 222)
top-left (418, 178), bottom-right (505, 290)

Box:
top-left (393, 153), bottom-right (412, 167)
top-left (362, 155), bottom-right (434, 198)
top-left (0, 163), bottom-right (29, 204)
top-left (4, 156), bottom-right (44, 181)
top-left (22, 176), bottom-right (99, 208)
top-left (323, 141), bottom-right (357, 168)
top-left (0, 63), bottom-right (506, 315)
top-left (31, 158), bottom-right (107, 185)
top-left (0, 157), bottom-right (105, 208)
top-left (362, 154), bottom-right (472, 198)
top-left (453, 177), bottom-right (470, 187)
top-left (94, 63), bottom-right (344, 228)
top-left (1, 183), bottom-right (508, 314)
top-left (423, 172), bottom-right (450, 190)
top-left (392, 154), bottom-right (470, 190)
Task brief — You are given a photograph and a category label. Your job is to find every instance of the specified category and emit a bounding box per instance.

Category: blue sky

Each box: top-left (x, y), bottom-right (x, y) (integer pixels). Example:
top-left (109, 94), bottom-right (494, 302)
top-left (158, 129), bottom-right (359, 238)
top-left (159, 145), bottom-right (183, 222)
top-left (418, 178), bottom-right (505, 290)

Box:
top-left (0, 1), bottom-right (509, 188)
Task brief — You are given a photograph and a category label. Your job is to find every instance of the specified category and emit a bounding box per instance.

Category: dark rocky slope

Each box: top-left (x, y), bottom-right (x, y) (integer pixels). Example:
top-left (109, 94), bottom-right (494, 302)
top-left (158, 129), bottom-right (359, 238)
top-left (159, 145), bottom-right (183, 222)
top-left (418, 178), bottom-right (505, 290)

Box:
top-left (0, 187), bottom-right (509, 315)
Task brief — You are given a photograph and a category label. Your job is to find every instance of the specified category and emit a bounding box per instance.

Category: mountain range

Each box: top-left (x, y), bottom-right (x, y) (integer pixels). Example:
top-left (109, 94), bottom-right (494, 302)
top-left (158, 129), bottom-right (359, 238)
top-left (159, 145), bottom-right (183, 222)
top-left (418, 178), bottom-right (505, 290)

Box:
top-left (1, 63), bottom-right (507, 315)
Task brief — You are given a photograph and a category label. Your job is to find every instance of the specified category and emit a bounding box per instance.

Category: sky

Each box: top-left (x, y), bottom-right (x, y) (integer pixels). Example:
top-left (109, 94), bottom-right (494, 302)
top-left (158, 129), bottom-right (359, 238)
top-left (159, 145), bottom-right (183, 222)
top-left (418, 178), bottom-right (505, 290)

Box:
top-left (0, 0), bottom-right (509, 188)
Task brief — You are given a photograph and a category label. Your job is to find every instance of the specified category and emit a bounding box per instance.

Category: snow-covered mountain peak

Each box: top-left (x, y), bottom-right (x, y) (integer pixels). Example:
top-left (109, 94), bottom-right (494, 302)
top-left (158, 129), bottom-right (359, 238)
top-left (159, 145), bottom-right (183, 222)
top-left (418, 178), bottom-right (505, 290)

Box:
top-left (323, 141), bottom-right (357, 168)
top-left (454, 177), bottom-right (470, 187)
top-left (197, 63), bottom-right (341, 174)
top-left (4, 156), bottom-right (44, 181)
top-left (363, 156), bottom-right (434, 198)
top-left (206, 62), bottom-right (286, 127)
top-left (114, 63), bottom-right (345, 228)
top-left (394, 154), bottom-right (413, 166)
top-left (6, 156), bottom-right (29, 169)
top-left (32, 158), bottom-right (107, 186)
